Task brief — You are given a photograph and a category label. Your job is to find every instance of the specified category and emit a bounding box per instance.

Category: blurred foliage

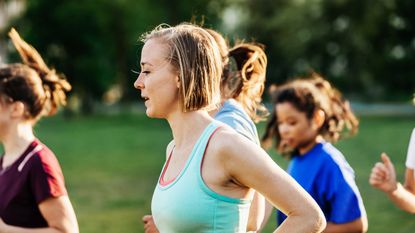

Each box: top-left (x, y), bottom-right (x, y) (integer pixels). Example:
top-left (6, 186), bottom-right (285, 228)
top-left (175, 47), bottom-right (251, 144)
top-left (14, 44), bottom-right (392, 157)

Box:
top-left (2, 0), bottom-right (415, 111)
top-left (3, 0), bottom-right (222, 112)
top-left (241, 0), bottom-right (415, 101)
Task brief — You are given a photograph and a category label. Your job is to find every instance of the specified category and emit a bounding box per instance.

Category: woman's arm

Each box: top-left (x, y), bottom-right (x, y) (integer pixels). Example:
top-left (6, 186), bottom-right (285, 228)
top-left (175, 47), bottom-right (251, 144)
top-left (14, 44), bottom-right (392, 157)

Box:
top-left (219, 133), bottom-right (326, 233)
top-left (369, 153), bottom-right (415, 213)
top-left (385, 167), bottom-right (415, 213)
top-left (0, 196), bottom-right (78, 233)
top-left (324, 217), bottom-right (368, 233)
top-left (246, 191), bottom-right (266, 232)
top-left (259, 200), bottom-right (274, 232)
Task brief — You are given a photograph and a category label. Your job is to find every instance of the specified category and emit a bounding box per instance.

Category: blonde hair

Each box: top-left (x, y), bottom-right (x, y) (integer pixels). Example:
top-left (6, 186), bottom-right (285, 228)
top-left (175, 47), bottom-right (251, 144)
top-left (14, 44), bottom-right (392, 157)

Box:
top-left (141, 23), bottom-right (222, 112)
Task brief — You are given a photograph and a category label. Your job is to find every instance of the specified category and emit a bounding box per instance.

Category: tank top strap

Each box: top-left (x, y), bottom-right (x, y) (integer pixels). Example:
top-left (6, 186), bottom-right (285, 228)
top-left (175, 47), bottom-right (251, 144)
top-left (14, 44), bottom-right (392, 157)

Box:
top-left (157, 120), bottom-right (221, 189)
top-left (188, 120), bottom-right (221, 169)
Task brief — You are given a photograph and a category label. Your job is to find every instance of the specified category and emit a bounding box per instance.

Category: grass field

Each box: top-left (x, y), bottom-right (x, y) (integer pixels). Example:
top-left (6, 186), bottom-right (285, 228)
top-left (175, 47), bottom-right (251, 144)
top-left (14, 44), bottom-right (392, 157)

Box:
top-left (1, 113), bottom-right (415, 232)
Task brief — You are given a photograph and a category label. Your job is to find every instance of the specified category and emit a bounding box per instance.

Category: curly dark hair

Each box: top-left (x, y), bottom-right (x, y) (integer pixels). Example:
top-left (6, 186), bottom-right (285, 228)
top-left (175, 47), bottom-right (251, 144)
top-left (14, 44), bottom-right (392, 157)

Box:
top-left (262, 72), bottom-right (358, 157)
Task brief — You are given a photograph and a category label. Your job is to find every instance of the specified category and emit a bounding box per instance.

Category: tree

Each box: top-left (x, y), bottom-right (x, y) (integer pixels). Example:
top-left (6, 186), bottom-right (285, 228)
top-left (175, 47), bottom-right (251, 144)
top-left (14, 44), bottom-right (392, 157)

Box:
top-left (7, 0), bottom-right (222, 113)
top-left (240, 0), bottom-right (415, 101)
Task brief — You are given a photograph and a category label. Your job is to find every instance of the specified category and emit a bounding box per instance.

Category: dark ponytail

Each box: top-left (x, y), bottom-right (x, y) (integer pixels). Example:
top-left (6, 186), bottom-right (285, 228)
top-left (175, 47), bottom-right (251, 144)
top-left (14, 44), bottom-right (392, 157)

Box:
top-left (0, 28), bottom-right (71, 121)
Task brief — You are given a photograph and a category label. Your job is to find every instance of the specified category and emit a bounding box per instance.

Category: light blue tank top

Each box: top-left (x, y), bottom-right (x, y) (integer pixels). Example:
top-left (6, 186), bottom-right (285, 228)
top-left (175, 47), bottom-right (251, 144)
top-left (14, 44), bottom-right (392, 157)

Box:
top-left (151, 121), bottom-right (251, 233)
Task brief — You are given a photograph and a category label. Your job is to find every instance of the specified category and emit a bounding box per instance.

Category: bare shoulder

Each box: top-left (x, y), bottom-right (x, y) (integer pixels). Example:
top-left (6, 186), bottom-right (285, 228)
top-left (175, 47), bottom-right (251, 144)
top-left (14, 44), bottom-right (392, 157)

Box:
top-left (211, 125), bottom-right (245, 148)
top-left (209, 124), bottom-right (263, 161)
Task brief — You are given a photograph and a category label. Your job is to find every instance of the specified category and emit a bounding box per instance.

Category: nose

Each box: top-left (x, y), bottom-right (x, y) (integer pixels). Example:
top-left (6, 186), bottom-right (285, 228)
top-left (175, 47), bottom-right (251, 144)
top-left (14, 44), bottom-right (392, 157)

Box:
top-left (278, 123), bottom-right (290, 137)
top-left (134, 74), bottom-right (144, 90)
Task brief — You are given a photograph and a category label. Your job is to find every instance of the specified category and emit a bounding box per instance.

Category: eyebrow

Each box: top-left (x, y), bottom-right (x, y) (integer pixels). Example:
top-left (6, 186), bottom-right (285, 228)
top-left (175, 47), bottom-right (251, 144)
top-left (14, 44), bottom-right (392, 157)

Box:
top-left (140, 62), bottom-right (153, 67)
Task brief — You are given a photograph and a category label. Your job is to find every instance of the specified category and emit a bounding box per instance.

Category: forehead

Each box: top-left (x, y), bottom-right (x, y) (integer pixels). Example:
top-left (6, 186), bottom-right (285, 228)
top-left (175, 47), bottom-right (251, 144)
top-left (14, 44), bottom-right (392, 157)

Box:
top-left (275, 102), bottom-right (305, 117)
top-left (140, 39), bottom-right (169, 66)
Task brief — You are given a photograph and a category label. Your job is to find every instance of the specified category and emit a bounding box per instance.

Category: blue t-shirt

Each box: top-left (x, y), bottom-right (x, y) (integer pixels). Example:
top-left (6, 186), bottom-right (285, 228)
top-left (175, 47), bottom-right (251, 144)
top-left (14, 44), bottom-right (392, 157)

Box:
top-left (278, 142), bottom-right (366, 224)
top-left (214, 99), bottom-right (259, 145)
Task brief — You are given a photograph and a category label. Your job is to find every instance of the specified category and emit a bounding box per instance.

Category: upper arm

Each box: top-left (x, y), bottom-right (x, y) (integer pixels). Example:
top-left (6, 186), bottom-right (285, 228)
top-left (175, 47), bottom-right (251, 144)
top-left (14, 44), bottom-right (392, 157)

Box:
top-left (30, 154), bottom-right (67, 204)
top-left (405, 128), bottom-right (415, 169)
top-left (217, 131), bottom-right (318, 217)
top-left (325, 217), bottom-right (367, 233)
top-left (39, 196), bottom-right (79, 233)
top-left (324, 162), bottom-right (365, 224)
top-left (211, 130), bottom-right (325, 232)
top-left (404, 129), bottom-right (415, 193)
top-left (404, 168), bottom-right (415, 193)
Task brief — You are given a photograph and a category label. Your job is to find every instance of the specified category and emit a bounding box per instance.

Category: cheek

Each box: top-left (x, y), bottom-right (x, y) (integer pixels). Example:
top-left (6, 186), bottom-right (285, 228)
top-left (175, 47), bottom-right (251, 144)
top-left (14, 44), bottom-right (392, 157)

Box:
top-left (284, 123), bottom-right (306, 139)
top-left (296, 124), bottom-right (317, 140)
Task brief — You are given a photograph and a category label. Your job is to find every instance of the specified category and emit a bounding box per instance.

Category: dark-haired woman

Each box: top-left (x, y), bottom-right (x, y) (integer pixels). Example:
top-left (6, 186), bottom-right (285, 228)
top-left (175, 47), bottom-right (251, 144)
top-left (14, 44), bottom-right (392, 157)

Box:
top-left (0, 29), bottom-right (78, 233)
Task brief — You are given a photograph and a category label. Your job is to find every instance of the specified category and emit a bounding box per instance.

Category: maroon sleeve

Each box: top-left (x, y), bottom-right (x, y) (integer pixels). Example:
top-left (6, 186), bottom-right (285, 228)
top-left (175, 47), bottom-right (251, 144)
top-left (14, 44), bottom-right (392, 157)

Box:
top-left (29, 148), bottom-right (67, 204)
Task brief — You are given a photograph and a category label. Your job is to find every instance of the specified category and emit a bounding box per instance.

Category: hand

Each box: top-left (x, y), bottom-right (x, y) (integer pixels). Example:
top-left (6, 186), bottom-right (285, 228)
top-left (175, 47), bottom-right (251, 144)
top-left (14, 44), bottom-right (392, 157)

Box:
top-left (143, 215), bottom-right (159, 233)
top-left (369, 153), bottom-right (398, 193)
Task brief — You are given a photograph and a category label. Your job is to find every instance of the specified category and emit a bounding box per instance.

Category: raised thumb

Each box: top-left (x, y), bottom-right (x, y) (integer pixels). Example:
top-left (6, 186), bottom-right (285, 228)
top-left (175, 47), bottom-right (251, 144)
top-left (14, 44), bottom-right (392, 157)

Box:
top-left (381, 153), bottom-right (394, 169)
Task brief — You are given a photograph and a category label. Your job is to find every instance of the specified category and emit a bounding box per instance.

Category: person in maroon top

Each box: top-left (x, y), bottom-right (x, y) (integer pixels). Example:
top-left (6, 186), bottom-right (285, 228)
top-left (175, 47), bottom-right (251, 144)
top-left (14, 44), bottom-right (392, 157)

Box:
top-left (0, 29), bottom-right (78, 233)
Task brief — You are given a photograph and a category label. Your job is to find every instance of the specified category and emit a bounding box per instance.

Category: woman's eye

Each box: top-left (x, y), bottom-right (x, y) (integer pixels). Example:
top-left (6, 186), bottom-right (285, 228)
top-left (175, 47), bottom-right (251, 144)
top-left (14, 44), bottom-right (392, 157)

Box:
top-left (132, 68), bottom-right (150, 76)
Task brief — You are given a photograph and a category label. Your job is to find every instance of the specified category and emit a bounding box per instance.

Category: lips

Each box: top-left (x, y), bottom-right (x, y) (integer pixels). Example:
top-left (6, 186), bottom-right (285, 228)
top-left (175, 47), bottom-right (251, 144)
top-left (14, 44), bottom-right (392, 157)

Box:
top-left (141, 95), bottom-right (149, 101)
top-left (279, 138), bottom-right (295, 154)
top-left (280, 138), bottom-right (292, 147)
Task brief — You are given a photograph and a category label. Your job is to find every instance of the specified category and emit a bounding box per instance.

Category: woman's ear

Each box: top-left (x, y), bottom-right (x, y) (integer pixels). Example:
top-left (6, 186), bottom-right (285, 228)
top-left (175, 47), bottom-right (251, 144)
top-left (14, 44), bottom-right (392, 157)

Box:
top-left (312, 109), bottom-right (325, 130)
top-left (175, 75), bottom-right (181, 89)
top-left (10, 101), bottom-right (26, 118)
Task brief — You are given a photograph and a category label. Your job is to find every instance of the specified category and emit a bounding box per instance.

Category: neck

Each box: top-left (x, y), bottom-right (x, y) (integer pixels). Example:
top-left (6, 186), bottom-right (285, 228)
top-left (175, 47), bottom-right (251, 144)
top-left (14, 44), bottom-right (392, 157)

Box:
top-left (166, 110), bottom-right (213, 151)
top-left (298, 135), bottom-right (324, 155)
top-left (2, 122), bottom-right (35, 159)
top-left (208, 99), bottom-right (225, 118)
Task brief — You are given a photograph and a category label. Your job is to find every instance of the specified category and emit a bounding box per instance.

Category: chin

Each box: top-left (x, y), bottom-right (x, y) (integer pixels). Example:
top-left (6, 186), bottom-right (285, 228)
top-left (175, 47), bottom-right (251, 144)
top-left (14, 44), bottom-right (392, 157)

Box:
top-left (145, 109), bottom-right (164, 119)
top-left (145, 109), bottom-right (156, 118)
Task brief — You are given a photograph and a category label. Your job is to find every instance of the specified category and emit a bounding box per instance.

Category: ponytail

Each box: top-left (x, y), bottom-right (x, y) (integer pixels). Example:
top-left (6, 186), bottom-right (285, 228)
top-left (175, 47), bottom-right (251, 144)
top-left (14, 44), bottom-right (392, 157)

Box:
top-left (204, 28), bottom-right (269, 122)
top-left (8, 28), bottom-right (71, 117)
top-left (307, 72), bottom-right (359, 142)
top-left (225, 43), bottom-right (268, 122)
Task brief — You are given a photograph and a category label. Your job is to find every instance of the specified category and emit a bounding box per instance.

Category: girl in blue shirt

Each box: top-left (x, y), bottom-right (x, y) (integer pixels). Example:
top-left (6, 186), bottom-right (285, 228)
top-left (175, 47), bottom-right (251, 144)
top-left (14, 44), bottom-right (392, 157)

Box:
top-left (262, 73), bottom-right (368, 233)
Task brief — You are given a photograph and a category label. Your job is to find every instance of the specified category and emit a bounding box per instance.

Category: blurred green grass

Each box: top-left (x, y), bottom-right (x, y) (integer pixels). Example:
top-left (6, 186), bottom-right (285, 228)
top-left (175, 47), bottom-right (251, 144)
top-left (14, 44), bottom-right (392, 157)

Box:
top-left (1, 114), bottom-right (414, 232)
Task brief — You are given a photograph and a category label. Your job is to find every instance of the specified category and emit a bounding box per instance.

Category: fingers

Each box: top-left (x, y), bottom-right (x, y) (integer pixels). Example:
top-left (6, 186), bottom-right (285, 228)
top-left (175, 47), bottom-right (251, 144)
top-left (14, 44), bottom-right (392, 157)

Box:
top-left (143, 215), bottom-right (159, 233)
top-left (369, 155), bottom-right (399, 192)
top-left (380, 152), bottom-right (397, 180)
top-left (381, 153), bottom-right (394, 168)
top-left (369, 162), bottom-right (389, 186)
top-left (374, 162), bottom-right (389, 179)
top-left (142, 215), bottom-right (152, 223)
